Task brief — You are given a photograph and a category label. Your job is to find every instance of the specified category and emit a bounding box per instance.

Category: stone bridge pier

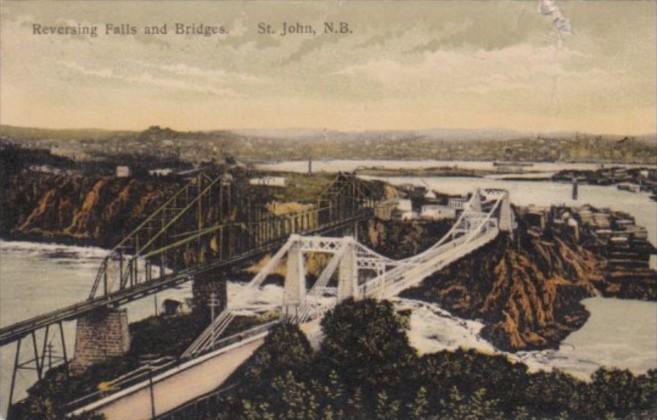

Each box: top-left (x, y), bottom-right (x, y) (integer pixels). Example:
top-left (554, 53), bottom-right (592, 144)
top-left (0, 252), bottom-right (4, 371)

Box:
top-left (71, 308), bottom-right (130, 374)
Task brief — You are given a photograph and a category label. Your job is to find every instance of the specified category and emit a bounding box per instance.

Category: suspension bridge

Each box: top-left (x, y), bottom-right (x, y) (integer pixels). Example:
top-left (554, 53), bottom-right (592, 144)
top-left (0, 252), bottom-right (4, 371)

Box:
top-left (70, 187), bottom-right (515, 420)
top-left (184, 187), bottom-right (514, 357)
top-left (1, 171), bottom-right (386, 413)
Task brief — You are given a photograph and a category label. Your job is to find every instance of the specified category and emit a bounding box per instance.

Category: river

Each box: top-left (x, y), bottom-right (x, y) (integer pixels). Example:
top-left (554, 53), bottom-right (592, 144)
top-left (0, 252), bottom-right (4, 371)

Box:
top-left (0, 241), bottom-right (191, 415)
top-left (257, 159), bottom-right (653, 174)
top-left (1, 161), bottom-right (656, 414)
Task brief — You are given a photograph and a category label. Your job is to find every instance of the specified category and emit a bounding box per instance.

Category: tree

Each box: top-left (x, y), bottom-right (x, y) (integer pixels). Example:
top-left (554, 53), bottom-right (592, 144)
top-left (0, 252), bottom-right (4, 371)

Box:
top-left (407, 386), bottom-right (428, 418)
top-left (318, 298), bottom-right (416, 391)
top-left (375, 390), bottom-right (400, 420)
top-left (242, 322), bottom-right (313, 384)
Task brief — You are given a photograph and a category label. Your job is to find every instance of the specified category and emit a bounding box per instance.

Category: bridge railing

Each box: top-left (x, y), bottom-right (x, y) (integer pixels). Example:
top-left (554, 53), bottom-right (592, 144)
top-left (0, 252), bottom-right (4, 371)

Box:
top-left (90, 192), bottom-right (376, 301)
top-left (358, 190), bottom-right (505, 297)
top-left (89, 174), bottom-right (217, 299)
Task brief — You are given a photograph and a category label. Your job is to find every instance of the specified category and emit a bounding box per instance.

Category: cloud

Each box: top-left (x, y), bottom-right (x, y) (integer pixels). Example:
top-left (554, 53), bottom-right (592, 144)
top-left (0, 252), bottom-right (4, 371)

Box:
top-left (57, 61), bottom-right (243, 97)
top-left (335, 43), bottom-right (602, 104)
top-left (159, 63), bottom-right (262, 84)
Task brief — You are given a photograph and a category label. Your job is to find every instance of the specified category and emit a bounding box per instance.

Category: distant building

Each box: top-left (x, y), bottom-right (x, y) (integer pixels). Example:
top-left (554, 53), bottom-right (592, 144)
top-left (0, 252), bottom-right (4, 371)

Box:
top-left (400, 211), bottom-right (417, 221)
top-left (617, 182), bottom-right (640, 193)
top-left (396, 199), bottom-right (413, 212)
top-left (249, 176), bottom-right (287, 187)
top-left (420, 205), bottom-right (456, 220)
top-left (448, 197), bottom-right (467, 210)
top-left (116, 166), bottom-right (131, 178)
top-left (29, 165), bottom-right (63, 174)
top-left (162, 299), bottom-right (183, 316)
top-left (149, 168), bottom-right (173, 176)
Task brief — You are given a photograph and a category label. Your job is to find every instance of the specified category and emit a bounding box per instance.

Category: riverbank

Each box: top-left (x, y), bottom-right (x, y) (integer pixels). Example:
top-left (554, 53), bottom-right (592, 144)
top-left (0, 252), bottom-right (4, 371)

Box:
top-left (3, 165), bottom-right (656, 417)
top-left (3, 169), bottom-right (654, 354)
top-left (354, 166), bottom-right (491, 178)
top-left (389, 204), bottom-right (656, 352)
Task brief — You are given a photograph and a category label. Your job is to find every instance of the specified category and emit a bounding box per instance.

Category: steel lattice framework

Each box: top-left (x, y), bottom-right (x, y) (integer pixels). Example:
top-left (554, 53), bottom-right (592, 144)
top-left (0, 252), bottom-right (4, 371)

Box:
top-left (184, 188), bottom-right (515, 358)
top-left (1, 171), bottom-right (380, 413)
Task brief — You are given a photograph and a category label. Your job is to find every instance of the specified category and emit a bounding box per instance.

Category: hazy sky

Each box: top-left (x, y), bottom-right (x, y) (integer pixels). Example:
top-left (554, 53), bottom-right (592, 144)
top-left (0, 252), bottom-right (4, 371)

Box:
top-left (0, 0), bottom-right (655, 134)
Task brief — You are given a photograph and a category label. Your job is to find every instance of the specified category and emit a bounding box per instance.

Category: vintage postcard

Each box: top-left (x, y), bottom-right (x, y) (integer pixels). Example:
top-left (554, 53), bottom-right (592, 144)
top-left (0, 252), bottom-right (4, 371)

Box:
top-left (0, 1), bottom-right (655, 419)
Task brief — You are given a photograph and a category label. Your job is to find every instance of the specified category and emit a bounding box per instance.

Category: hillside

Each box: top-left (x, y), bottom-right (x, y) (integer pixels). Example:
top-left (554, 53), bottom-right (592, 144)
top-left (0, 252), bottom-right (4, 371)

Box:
top-left (2, 125), bottom-right (656, 164)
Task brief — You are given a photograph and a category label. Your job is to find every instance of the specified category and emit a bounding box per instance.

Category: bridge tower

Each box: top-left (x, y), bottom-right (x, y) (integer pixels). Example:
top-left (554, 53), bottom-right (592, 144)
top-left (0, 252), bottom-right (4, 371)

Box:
top-left (337, 237), bottom-right (358, 301)
top-left (284, 235), bottom-right (306, 317)
top-left (469, 188), bottom-right (483, 212)
top-left (498, 191), bottom-right (514, 233)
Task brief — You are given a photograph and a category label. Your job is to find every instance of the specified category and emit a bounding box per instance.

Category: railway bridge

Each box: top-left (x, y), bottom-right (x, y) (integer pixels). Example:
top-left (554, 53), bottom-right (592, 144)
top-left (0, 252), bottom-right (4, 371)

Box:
top-left (71, 187), bottom-right (515, 420)
top-left (1, 171), bottom-right (388, 413)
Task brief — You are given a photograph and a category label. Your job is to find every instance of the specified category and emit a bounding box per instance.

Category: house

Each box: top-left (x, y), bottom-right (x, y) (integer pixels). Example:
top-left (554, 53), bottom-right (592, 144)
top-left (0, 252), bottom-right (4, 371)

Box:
top-left (116, 166), bottom-right (131, 178)
top-left (448, 197), bottom-right (467, 210)
top-left (396, 199), bottom-right (412, 212)
top-left (149, 168), bottom-right (173, 176)
top-left (420, 205), bottom-right (456, 220)
top-left (249, 176), bottom-right (287, 187)
top-left (400, 211), bottom-right (417, 221)
top-left (161, 299), bottom-right (183, 316)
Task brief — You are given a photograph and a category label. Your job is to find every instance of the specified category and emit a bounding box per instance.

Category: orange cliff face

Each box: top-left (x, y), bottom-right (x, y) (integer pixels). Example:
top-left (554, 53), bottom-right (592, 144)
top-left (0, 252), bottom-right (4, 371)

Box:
top-left (1, 171), bottom-right (180, 248)
top-left (400, 233), bottom-right (604, 352)
top-left (372, 211), bottom-right (656, 352)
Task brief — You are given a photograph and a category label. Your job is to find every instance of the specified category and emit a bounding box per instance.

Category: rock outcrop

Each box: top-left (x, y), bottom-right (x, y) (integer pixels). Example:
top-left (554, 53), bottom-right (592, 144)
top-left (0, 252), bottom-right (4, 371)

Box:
top-left (362, 214), bottom-right (655, 352)
top-left (1, 170), bottom-right (180, 247)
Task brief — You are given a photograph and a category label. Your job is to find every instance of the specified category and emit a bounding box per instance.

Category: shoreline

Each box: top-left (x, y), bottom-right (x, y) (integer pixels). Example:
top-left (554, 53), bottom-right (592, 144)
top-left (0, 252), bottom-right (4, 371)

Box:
top-left (0, 233), bottom-right (110, 250)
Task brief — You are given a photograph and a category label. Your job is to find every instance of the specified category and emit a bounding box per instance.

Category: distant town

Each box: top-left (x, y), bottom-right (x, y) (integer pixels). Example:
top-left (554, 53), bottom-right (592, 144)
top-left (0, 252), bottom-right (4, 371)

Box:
top-left (1, 124), bottom-right (656, 166)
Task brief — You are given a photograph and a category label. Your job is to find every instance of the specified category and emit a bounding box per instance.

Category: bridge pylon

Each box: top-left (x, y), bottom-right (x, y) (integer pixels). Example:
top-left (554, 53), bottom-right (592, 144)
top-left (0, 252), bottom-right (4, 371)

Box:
top-left (498, 191), bottom-right (515, 233)
top-left (469, 188), bottom-right (483, 212)
top-left (284, 235), bottom-right (307, 318)
top-left (183, 187), bottom-right (515, 358)
top-left (337, 238), bottom-right (358, 301)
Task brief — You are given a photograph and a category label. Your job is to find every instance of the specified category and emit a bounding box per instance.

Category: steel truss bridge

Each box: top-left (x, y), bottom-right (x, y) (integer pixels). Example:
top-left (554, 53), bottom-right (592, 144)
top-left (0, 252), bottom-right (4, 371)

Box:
top-left (184, 187), bottom-right (515, 358)
top-left (0, 171), bottom-right (382, 410)
top-left (71, 187), bottom-right (515, 420)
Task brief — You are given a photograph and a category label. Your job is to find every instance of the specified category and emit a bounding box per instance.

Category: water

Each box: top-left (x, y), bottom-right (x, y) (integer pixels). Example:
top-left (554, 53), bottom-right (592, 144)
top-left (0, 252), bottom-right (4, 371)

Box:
top-left (257, 159), bottom-right (654, 174)
top-left (258, 159), bottom-right (656, 379)
top-left (366, 176), bottom-right (657, 248)
top-left (397, 296), bottom-right (657, 380)
top-left (0, 241), bottom-right (191, 415)
top-left (1, 161), bottom-right (656, 413)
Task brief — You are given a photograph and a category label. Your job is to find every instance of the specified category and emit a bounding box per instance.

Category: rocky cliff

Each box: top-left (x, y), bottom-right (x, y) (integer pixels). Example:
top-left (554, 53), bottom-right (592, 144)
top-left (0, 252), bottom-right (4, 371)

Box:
top-left (0, 170), bottom-right (180, 247)
top-left (362, 216), bottom-right (655, 352)
top-left (3, 170), bottom-right (655, 353)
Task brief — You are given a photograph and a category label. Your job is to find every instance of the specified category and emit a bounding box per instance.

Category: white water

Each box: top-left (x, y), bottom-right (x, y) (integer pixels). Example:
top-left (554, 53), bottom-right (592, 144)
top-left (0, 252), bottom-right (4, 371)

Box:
top-left (1, 162), bottom-right (656, 414)
top-left (396, 296), bottom-right (657, 380)
top-left (0, 241), bottom-right (191, 414)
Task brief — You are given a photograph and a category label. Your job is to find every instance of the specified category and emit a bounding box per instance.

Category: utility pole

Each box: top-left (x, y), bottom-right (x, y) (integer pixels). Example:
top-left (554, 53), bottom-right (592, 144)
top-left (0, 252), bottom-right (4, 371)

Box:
top-left (208, 292), bottom-right (219, 347)
top-left (139, 354), bottom-right (158, 419)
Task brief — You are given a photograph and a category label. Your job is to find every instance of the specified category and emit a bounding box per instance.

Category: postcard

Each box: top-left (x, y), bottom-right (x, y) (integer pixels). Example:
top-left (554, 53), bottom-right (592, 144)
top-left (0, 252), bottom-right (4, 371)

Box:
top-left (0, 1), bottom-right (655, 419)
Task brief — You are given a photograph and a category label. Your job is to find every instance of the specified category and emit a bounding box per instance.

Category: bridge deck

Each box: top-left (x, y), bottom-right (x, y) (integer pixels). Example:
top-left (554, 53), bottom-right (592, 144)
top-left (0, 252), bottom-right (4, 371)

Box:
top-left (0, 213), bottom-right (368, 346)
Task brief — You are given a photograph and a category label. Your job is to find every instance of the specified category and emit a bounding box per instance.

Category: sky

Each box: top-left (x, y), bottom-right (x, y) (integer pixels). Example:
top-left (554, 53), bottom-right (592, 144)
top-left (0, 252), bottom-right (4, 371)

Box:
top-left (0, 0), bottom-right (655, 134)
